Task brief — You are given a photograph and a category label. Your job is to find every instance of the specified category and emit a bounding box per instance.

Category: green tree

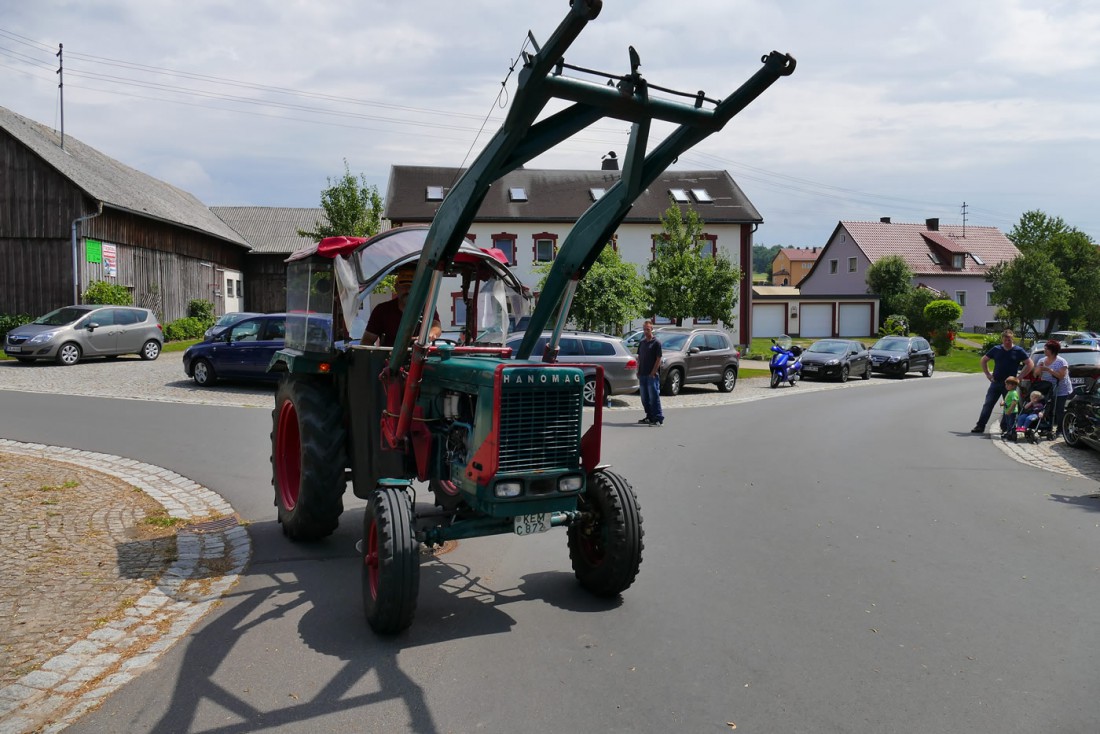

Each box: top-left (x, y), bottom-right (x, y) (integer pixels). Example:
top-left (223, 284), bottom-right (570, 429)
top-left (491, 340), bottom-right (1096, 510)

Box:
top-left (298, 159), bottom-right (384, 240)
top-left (645, 203), bottom-right (740, 326)
top-left (752, 244), bottom-right (781, 277)
top-left (865, 255), bottom-right (913, 324)
top-left (1005, 210), bottom-right (1099, 332)
top-left (987, 249), bottom-right (1071, 337)
top-left (923, 299), bottom-right (963, 355)
top-left (897, 287), bottom-right (937, 337)
top-left (535, 246), bottom-right (646, 333)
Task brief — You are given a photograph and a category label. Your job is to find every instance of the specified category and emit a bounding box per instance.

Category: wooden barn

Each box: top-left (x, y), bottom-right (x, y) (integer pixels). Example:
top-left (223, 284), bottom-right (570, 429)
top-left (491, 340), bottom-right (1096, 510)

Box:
top-left (210, 207), bottom-right (326, 314)
top-left (0, 105), bottom-right (251, 321)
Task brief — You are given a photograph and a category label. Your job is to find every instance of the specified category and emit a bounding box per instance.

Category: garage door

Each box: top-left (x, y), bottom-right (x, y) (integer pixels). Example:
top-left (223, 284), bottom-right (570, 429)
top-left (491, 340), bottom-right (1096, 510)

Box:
top-left (838, 304), bottom-right (873, 337)
top-left (800, 304), bottom-right (833, 338)
top-left (752, 304), bottom-right (785, 338)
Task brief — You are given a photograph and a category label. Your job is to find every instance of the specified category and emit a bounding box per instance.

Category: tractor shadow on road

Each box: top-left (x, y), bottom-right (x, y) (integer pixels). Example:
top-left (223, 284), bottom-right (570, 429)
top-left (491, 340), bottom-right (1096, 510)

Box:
top-left (144, 515), bottom-right (620, 733)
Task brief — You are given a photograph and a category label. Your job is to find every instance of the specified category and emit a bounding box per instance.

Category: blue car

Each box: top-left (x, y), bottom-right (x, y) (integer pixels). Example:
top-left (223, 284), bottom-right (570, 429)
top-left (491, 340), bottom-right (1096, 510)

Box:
top-left (183, 314), bottom-right (286, 386)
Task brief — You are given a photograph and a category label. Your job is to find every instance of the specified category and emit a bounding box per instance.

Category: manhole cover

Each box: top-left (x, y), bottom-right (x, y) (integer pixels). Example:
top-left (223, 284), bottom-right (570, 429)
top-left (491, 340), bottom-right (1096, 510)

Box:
top-left (181, 515), bottom-right (239, 534)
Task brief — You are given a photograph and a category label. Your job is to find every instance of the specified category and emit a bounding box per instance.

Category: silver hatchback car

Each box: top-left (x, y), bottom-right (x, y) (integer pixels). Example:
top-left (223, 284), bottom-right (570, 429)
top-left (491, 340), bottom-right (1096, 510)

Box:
top-left (507, 331), bottom-right (640, 405)
top-left (4, 305), bottom-right (163, 365)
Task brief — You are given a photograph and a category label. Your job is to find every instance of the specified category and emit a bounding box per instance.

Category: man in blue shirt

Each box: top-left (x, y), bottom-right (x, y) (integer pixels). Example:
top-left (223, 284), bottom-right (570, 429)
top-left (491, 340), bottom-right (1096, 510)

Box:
top-left (972, 329), bottom-right (1033, 433)
top-left (636, 320), bottom-right (664, 426)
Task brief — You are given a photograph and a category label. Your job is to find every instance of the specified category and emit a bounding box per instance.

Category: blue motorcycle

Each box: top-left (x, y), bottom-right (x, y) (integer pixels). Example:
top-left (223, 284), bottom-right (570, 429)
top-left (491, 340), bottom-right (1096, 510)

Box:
top-left (769, 335), bottom-right (803, 389)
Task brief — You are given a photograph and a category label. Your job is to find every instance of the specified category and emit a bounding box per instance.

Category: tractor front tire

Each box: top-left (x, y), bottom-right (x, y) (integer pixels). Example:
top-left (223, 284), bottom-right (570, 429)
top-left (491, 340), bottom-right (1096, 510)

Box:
top-left (362, 487), bottom-right (420, 634)
top-left (271, 375), bottom-right (347, 541)
top-left (568, 469), bottom-right (644, 597)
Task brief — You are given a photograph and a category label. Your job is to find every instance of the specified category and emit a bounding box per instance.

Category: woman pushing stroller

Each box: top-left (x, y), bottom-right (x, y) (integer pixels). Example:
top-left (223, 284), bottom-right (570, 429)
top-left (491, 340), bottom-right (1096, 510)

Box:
top-left (1030, 339), bottom-right (1073, 439)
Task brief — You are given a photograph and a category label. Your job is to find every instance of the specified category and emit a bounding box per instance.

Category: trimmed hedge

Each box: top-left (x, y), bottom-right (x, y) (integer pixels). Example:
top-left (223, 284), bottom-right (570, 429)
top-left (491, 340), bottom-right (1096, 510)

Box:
top-left (163, 317), bottom-right (208, 342)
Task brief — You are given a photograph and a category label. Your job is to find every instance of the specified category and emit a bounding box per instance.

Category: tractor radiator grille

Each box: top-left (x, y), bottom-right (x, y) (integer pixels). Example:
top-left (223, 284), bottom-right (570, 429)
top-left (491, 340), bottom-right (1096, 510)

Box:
top-left (497, 389), bottom-right (583, 473)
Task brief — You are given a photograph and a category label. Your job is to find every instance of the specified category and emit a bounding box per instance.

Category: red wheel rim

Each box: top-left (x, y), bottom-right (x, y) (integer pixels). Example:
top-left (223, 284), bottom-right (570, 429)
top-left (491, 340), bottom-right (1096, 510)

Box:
top-left (275, 400), bottom-right (301, 510)
top-left (365, 517), bottom-right (380, 598)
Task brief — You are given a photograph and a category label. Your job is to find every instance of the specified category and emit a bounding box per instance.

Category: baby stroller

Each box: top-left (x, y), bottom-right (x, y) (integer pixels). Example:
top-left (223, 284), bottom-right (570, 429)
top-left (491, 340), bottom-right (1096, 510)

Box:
top-left (1030, 380), bottom-right (1056, 440)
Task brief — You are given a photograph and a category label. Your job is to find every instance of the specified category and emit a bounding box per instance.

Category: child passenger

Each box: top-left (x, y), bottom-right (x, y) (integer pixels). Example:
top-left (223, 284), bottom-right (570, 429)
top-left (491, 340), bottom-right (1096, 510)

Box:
top-left (1016, 390), bottom-right (1045, 442)
top-left (1000, 376), bottom-right (1021, 440)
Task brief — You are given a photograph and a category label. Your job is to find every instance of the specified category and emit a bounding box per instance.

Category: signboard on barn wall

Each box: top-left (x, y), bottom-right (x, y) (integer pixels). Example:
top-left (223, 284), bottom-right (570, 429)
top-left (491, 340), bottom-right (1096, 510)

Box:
top-left (102, 243), bottom-right (118, 277)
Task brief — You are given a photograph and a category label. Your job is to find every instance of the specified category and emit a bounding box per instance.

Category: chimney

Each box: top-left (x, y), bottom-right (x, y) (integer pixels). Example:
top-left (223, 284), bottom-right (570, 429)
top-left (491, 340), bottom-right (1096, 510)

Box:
top-left (880, 217), bottom-right (891, 224)
top-left (601, 151), bottom-right (618, 171)
top-left (926, 217), bottom-right (939, 231)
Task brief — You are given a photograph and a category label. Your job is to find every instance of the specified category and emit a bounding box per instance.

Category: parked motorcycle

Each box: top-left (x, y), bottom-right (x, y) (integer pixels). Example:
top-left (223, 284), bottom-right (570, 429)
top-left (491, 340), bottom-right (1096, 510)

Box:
top-left (769, 335), bottom-right (803, 389)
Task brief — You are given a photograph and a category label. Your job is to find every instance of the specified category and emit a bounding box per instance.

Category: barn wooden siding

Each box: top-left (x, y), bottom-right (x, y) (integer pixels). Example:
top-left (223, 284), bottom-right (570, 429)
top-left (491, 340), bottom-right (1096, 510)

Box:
top-left (245, 254), bottom-right (289, 314)
top-left (82, 211), bottom-right (246, 321)
top-left (2, 130), bottom-right (249, 320)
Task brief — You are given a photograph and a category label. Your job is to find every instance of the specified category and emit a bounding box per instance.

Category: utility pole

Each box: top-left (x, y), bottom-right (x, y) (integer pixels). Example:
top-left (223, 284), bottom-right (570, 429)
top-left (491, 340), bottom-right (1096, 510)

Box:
top-left (56, 44), bottom-right (64, 150)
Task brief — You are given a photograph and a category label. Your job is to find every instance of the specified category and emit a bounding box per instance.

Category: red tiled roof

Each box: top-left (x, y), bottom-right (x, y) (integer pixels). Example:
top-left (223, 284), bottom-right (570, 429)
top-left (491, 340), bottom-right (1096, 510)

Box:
top-left (780, 247), bottom-right (819, 261)
top-left (842, 221), bottom-right (1018, 275)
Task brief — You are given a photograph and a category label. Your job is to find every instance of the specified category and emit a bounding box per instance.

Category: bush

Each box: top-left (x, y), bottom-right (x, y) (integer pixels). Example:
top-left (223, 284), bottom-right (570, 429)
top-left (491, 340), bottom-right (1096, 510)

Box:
top-left (981, 334), bottom-right (1001, 353)
top-left (188, 299), bottom-right (215, 326)
top-left (0, 313), bottom-right (33, 341)
top-left (163, 317), bottom-right (208, 342)
top-left (878, 314), bottom-right (908, 337)
top-left (83, 280), bottom-right (133, 305)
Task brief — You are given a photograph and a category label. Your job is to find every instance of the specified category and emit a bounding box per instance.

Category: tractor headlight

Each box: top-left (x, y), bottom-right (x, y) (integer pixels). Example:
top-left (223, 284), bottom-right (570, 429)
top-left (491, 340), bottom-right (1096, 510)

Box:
top-left (495, 480), bottom-right (522, 498)
top-left (558, 474), bottom-right (583, 492)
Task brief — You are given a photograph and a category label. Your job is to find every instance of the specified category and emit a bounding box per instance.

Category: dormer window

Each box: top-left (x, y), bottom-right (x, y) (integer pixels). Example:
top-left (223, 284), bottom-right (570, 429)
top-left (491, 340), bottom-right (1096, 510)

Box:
top-left (952, 254), bottom-right (965, 269)
top-left (426, 186), bottom-right (444, 201)
top-left (509, 187), bottom-right (528, 202)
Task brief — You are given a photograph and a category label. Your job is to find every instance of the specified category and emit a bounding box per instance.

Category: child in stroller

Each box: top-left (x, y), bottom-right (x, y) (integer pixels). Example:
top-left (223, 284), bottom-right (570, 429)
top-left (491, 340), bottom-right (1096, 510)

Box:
top-left (1016, 389), bottom-right (1046, 443)
top-left (1028, 379), bottom-right (1056, 439)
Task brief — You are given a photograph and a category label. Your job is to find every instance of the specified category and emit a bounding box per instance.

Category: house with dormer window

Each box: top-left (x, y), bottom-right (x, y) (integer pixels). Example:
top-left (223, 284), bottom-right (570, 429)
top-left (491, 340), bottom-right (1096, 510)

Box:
top-left (798, 217), bottom-right (1020, 331)
top-left (385, 164), bottom-right (764, 344)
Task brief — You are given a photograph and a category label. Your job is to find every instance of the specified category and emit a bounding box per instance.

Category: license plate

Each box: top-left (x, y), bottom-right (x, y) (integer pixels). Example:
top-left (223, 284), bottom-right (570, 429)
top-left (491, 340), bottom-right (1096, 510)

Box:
top-left (1071, 377), bottom-right (1085, 385)
top-left (7, 346), bottom-right (21, 353)
top-left (803, 365), bottom-right (817, 371)
top-left (514, 513), bottom-right (551, 536)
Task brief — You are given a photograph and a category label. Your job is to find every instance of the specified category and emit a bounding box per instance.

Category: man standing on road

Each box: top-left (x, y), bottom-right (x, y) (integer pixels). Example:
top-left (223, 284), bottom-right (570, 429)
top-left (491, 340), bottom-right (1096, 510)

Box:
top-left (636, 320), bottom-right (664, 426)
top-left (972, 329), bottom-right (1033, 433)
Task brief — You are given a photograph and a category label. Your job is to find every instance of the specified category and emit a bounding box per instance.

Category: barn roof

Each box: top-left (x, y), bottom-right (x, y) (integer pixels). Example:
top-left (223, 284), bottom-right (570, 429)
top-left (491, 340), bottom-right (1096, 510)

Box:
top-left (0, 105), bottom-right (248, 248)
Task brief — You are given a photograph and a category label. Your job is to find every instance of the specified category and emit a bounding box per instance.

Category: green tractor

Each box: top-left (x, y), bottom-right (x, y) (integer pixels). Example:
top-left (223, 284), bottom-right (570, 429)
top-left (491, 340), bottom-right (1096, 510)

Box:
top-left (269, 0), bottom-right (795, 634)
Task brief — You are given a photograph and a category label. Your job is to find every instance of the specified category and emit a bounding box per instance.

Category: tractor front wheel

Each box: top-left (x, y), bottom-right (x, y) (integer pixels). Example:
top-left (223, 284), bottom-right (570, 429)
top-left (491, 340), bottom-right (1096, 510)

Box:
top-left (362, 487), bottom-right (420, 634)
top-left (568, 469), bottom-right (644, 597)
top-left (271, 375), bottom-right (347, 541)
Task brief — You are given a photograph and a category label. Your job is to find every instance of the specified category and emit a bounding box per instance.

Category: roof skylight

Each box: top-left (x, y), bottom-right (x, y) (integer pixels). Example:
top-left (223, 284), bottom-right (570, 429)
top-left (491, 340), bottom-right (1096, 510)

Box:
top-left (589, 188), bottom-right (606, 201)
top-left (690, 188), bottom-right (713, 203)
top-left (426, 186), bottom-right (444, 201)
top-left (669, 188), bottom-right (690, 203)
top-left (509, 187), bottom-right (528, 202)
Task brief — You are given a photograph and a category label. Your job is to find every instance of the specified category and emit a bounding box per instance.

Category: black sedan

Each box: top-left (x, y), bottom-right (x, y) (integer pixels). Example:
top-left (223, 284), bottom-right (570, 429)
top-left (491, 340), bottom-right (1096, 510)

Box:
top-left (799, 339), bottom-right (871, 382)
top-left (183, 314), bottom-right (286, 386)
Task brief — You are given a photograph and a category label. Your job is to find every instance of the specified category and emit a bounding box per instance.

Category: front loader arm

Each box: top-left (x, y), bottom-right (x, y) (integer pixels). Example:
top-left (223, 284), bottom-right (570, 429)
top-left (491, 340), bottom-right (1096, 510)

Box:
top-left (517, 50), bottom-right (796, 360)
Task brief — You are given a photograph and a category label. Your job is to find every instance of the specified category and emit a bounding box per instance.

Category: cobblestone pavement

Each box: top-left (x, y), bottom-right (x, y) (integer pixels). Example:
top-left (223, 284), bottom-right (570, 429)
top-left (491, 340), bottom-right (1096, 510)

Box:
top-left (1, 353), bottom-right (1097, 732)
top-left (0, 441), bottom-right (251, 734)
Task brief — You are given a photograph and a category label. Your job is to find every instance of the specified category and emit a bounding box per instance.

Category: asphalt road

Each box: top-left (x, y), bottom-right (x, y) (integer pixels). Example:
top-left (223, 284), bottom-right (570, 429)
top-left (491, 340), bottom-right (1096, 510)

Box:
top-left (2, 375), bottom-right (1099, 733)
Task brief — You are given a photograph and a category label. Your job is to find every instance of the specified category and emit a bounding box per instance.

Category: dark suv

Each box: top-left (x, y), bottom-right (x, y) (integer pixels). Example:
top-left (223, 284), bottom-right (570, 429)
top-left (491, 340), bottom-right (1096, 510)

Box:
top-left (651, 327), bottom-right (740, 396)
top-left (868, 335), bottom-right (935, 378)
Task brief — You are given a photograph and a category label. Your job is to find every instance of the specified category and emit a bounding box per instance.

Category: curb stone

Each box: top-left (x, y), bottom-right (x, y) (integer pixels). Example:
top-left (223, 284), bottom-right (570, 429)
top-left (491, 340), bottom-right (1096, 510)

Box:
top-left (0, 440), bottom-right (251, 734)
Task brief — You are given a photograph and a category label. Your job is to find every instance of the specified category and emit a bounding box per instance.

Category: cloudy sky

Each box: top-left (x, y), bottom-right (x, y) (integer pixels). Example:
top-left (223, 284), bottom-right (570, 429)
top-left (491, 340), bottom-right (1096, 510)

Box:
top-left (2, 0), bottom-right (1097, 247)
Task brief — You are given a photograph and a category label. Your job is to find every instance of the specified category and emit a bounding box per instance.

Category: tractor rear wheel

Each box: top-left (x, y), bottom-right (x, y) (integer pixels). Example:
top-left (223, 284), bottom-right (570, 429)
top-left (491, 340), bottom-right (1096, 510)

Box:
top-left (568, 469), bottom-right (644, 597)
top-left (271, 375), bottom-right (347, 541)
top-left (362, 487), bottom-right (420, 634)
